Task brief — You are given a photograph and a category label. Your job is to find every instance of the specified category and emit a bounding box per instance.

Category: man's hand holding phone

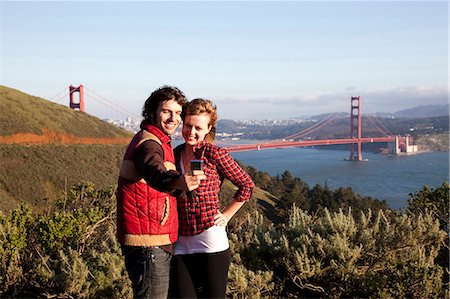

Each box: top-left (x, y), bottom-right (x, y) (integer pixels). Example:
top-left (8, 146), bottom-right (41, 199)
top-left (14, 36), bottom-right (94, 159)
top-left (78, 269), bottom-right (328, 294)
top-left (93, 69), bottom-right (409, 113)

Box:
top-left (174, 159), bottom-right (205, 192)
top-left (179, 160), bottom-right (205, 192)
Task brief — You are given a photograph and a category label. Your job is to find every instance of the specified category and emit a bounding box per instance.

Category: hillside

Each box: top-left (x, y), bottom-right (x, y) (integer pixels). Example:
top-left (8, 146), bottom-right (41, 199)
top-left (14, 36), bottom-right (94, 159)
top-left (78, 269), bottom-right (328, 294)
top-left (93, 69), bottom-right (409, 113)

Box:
top-left (0, 144), bottom-right (127, 212)
top-left (416, 133), bottom-right (450, 152)
top-left (0, 85), bottom-right (133, 143)
top-left (0, 85), bottom-right (135, 211)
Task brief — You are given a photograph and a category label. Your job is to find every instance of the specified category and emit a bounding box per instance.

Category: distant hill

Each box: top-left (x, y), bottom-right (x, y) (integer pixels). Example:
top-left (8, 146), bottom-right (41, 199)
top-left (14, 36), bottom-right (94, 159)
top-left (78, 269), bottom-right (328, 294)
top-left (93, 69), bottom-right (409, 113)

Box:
top-left (393, 104), bottom-right (450, 118)
top-left (307, 104), bottom-right (450, 120)
top-left (218, 119), bottom-right (241, 132)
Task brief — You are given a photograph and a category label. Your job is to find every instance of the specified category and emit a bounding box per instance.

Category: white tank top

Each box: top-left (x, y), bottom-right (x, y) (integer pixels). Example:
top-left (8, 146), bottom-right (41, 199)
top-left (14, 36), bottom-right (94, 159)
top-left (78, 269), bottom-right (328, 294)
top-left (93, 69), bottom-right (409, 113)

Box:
top-left (174, 225), bottom-right (229, 255)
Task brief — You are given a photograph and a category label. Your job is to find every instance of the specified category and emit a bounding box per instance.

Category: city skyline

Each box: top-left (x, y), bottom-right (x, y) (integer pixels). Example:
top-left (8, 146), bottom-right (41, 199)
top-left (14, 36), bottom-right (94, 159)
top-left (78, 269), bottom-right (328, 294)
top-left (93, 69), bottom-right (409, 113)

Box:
top-left (1, 1), bottom-right (448, 120)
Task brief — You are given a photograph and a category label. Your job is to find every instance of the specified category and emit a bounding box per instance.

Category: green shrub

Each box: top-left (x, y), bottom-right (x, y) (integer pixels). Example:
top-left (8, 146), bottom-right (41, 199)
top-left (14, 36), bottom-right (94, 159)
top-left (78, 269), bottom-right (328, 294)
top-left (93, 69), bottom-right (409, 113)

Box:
top-left (0, 204), bottom-right (32, 295)
top-left (232, 205), bottom-right (447, 298)
top-left (0, 182), bottom-right (132, 298)
top-left (227, 261), bottom-right (274, 298)
top-left (0, 181), bottom-right (447, 298)
top-left (407, 181), bottom-right (449, 296)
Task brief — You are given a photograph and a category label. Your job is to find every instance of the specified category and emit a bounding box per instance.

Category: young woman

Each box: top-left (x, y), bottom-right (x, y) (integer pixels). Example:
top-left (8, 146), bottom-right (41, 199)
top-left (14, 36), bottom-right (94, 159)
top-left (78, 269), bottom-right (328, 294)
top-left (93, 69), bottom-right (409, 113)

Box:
top-left (170, 98), bottom-right (255, 298)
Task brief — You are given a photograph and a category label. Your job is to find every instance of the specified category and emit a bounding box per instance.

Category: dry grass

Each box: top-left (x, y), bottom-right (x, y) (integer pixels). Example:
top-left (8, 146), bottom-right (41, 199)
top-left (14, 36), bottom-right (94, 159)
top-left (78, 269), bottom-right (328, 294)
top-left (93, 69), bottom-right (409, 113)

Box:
top-left (0, 144), bottom-right (127, 212)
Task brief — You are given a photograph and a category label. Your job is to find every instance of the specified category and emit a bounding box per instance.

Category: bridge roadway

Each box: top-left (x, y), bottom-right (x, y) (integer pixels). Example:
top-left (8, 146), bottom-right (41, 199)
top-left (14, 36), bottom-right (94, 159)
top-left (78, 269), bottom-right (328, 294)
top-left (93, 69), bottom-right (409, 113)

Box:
top-left (223, 137), bottom-right (405, 153)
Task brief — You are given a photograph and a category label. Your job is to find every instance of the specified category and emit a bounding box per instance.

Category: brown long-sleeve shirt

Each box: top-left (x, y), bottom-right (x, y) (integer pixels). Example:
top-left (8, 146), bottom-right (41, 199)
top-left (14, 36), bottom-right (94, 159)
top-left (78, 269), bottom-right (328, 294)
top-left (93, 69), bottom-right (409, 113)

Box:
top-left (134, 139), bottom-right (181, 194)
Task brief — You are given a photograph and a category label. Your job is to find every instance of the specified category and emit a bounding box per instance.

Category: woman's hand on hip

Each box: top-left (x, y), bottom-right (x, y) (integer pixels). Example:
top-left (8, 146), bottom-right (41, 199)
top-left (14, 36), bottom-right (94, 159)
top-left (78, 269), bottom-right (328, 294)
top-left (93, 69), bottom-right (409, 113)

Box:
top-left (214, 211), bottom-right (229, 227)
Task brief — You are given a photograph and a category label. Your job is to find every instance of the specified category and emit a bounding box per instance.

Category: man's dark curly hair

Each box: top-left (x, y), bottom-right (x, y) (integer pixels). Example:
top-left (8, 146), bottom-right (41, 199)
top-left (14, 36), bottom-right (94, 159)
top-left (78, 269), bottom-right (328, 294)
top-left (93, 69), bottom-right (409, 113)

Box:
top-left (141, 85), bottom-right (187, 126)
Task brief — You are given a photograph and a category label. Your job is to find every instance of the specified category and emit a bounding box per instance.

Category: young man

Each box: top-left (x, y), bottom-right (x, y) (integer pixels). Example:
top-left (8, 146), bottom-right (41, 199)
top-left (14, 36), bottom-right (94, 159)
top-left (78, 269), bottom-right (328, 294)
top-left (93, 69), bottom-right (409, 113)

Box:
top-left (116, 86), bottom-right (205, 299)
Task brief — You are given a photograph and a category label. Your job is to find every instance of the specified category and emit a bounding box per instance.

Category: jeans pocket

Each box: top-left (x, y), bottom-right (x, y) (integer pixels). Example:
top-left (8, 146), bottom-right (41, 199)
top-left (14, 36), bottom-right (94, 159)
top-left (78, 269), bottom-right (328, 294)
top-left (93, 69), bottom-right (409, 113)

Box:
top-left (148, 248), bottom-right (172, 281)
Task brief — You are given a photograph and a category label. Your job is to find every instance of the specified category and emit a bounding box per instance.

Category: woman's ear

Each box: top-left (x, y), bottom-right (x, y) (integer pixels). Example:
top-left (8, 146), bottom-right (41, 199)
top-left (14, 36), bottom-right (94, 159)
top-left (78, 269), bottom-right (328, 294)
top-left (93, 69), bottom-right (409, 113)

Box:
top-left (207, 125), bottom-right (212, 133)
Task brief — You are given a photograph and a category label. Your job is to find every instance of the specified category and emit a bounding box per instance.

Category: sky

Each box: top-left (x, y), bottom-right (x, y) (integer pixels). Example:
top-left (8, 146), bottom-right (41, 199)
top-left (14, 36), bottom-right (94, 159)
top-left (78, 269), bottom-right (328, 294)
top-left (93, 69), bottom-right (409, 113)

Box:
top-left (1, 1), bottom-right (448, 120)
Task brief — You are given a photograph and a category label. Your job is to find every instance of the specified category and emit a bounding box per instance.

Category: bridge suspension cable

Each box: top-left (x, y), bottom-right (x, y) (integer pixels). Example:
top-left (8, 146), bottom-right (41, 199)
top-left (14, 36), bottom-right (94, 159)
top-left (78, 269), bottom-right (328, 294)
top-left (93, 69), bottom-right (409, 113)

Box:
top-left (49, 87), bottom-right (70, 104)
top-left (280, 111), bottom-right (345, 140)
top-left (366, 114), bottom-right (393, 137)
top-left (83, 86), bottom-right (140, 119)
top-left (371, 114), bottom-right (393, 136)
top-left (366, 116), bottom-right (388, 136)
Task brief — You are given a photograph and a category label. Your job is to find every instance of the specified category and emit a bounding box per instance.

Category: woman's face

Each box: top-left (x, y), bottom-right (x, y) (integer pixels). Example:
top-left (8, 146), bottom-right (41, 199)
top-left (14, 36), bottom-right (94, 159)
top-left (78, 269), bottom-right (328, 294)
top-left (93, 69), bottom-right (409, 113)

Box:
top-left (182, 113), bottom-right (212, 146)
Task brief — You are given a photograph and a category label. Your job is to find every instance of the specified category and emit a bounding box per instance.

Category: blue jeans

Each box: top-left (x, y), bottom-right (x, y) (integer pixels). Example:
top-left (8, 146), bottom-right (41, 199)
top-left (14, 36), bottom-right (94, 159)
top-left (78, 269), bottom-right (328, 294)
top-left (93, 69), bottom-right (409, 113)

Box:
top-left (122, 246), bottom-right (172, 299)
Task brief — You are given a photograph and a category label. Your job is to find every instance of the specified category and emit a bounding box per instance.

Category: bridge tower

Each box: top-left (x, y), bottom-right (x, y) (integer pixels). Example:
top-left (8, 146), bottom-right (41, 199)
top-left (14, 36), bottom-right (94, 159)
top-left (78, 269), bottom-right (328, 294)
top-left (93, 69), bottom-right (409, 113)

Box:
top-left (349, 96), bottom-right (362, 161)
top-left (69, 85), bottom-right (85, 112)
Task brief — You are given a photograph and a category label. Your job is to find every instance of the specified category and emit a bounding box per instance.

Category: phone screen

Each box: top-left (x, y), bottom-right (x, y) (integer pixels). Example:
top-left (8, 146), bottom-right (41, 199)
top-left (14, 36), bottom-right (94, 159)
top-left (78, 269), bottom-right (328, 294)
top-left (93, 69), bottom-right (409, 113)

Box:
top-left (190, 159), bottom-right (203, 171)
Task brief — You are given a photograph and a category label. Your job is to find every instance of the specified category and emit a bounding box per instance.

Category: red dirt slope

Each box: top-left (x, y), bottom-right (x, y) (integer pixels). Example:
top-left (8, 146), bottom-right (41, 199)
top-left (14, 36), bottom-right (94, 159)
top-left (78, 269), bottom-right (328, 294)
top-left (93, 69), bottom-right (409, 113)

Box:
top-left (0, 128), bottom-right (131, 145)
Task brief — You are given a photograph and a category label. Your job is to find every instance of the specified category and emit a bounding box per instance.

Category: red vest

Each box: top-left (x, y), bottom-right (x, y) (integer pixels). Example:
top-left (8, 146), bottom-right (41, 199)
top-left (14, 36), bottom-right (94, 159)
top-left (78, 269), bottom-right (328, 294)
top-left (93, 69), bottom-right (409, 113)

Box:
top-left (116, 124), bottom-right (178, 247)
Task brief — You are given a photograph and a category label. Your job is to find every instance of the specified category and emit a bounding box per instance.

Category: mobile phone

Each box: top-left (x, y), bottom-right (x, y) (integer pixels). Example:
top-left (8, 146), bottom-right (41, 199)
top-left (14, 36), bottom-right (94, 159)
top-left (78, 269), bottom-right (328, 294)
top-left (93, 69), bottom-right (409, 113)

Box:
top-left (190, 160), bottom-right (204, 171)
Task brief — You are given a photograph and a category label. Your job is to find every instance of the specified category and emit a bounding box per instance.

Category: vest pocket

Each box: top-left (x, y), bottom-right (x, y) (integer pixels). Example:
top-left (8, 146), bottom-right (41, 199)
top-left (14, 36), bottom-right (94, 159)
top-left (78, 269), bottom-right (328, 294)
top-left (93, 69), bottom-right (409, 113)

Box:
top-left (160, 196), bottom-right (170, 226)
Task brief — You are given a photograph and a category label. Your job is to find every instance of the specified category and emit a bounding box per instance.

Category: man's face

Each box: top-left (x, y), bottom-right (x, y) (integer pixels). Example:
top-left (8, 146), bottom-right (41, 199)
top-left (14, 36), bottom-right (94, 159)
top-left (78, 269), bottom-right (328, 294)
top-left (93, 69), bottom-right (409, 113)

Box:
top-left (154, 99), bottom-right (183, 136)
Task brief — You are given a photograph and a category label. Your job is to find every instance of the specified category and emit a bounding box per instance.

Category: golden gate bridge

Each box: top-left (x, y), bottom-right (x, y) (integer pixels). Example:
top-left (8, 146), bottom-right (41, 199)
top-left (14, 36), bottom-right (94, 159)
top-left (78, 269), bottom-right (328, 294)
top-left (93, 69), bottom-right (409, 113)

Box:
top-left (52, 84), bottom-right (416, 161)
top-left (220, 96), bottom-right (416, 161)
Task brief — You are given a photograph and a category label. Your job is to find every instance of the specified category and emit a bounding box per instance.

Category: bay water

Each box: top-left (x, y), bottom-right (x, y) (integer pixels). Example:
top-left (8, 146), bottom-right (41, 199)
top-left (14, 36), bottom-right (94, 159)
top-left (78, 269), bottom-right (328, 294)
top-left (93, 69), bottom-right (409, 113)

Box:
top-left (227, 145), bottom-right (449, 210)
